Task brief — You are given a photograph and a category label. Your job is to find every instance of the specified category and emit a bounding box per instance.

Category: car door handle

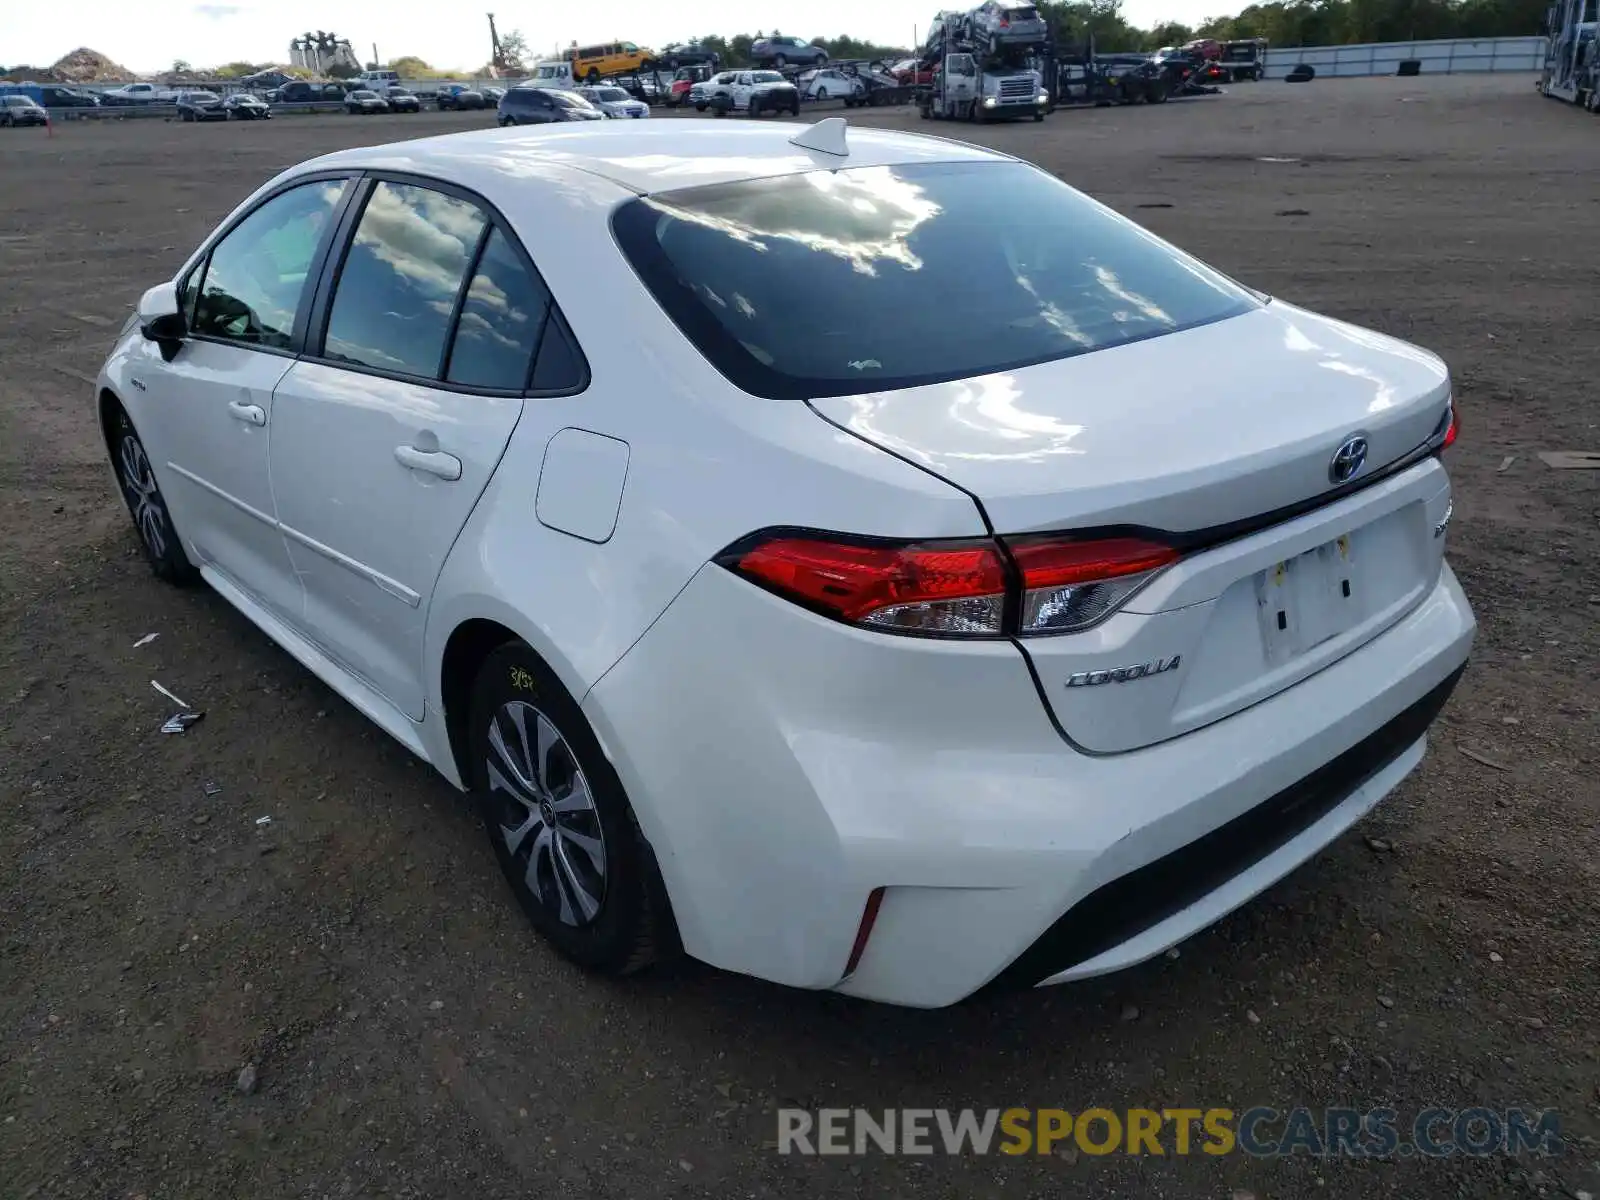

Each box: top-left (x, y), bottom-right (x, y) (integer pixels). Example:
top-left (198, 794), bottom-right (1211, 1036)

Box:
top-left (227, 401), bottom-right (266, 426)
top-left (394, 445), bottom-right (462, 481)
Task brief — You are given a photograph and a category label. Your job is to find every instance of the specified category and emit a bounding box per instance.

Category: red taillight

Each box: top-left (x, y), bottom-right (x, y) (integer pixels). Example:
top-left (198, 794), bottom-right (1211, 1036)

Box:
top-left (1009, 536), bottom-right (1179, 591)
top-left (1443, 403), bottom-right (1458, 449)
top-left (729, 535), bottom-right (1007, 635)
top-left (722, 530), bottom-right (1180, 638)
top-left (1007, 536), bottom-right (1178, 634)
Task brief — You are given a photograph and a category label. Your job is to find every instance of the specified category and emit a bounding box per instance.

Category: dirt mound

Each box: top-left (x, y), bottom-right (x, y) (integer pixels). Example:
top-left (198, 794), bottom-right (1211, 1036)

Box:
top-left (11, 47), bottom-right (137, 83)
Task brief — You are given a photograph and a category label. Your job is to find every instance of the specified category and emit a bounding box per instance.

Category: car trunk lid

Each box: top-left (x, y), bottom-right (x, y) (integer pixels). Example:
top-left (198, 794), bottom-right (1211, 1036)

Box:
top-left (807, 301), bottom-right (1455, 751)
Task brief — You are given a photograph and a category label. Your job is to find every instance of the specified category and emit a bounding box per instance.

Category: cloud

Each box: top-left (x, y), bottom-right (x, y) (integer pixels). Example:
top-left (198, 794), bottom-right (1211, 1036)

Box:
top-left (193, 4), bottom-right (243, 17)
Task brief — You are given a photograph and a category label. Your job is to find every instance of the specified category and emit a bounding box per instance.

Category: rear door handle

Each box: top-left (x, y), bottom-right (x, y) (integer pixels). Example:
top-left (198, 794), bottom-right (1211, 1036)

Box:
top-left (227, 400), bottom-right (266, 426)
top-left (394, 445), bottom-right (462, 481)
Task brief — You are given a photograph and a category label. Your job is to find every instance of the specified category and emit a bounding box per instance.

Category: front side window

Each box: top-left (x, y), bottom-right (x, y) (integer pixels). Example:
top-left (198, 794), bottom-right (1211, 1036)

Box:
top-left (322, 182), bottom-right (487, 378)
top-left (612, 161), bottom-right (1260, 401)
top-left (191, 177), bottom-right (347, 349)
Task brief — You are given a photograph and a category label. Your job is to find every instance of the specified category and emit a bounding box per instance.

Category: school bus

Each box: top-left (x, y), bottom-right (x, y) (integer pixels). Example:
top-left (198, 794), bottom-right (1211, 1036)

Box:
top-left (565, 41), bottom-right (657, 81)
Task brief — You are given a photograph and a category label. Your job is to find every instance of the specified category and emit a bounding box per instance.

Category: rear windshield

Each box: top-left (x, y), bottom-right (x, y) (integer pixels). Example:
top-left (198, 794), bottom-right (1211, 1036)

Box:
top-left (610, 161), bottom-right (1260, 400)
top-left (752, 71), bottom-right (786, 83)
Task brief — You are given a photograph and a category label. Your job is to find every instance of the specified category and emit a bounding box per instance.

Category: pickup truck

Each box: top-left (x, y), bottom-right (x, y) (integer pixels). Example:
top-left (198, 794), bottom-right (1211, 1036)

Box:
top-left (99, 83), bottom-right (177, 106)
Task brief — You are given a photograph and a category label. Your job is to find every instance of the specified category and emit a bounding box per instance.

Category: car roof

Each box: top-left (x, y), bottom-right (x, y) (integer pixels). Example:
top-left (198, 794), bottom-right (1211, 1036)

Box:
top-left (301, 120), bottom-right (1016, 196)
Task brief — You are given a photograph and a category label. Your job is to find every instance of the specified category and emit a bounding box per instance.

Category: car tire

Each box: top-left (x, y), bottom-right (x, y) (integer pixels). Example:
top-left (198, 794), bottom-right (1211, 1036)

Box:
top-left (468, 642), bottom-right (670, 976)
top-left (775, 54), bottom-right (788, 67)
top-left (750, 95), bottom-right (762, 117)
top-left (109, 404), bottom-right (198, 586)
top-left (817, 87), bottom-right (828, 100)
top-left (695, 102), bottom-right (707, 111)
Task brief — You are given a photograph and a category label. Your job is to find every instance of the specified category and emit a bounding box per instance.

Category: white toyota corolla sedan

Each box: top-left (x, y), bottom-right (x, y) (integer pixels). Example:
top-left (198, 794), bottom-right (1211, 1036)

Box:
top-left (97, 118), bottom-right (1473, 1008)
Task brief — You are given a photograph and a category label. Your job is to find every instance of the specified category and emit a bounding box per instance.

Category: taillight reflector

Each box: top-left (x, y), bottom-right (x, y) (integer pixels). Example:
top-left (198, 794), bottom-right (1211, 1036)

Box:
top-left (1443, 402), bottom-right (1458, 449)
top-left (843, 886), bottom-right (886, 978)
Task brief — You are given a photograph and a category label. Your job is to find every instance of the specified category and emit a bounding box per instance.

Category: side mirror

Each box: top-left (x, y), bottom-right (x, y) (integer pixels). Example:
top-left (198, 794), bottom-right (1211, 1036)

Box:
top-left (138, 281), bottom-right (185, 337)
top-left (138, 282), bottom-right (186, 360)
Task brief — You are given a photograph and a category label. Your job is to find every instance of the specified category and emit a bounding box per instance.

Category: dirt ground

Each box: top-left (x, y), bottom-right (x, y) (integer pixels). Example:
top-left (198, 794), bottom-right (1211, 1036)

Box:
top-left (2, 73), bottom-right (1597, 1200)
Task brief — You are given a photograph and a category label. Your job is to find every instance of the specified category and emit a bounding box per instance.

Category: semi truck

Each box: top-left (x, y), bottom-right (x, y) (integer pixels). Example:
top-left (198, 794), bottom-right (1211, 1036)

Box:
top-left (1538, 0), bottom-right (1598, 107)
top-left (915, 9), bottom-right (1050, 122)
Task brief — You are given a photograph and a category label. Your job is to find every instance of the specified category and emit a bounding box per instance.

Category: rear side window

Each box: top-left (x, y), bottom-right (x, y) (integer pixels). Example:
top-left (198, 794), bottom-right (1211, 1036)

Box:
top-left (323, 182), bottom-right (487, 378)
top-left (610, 161), bottom-right (1260, 400)
top-left (444, 228), bottom-right (550, 390)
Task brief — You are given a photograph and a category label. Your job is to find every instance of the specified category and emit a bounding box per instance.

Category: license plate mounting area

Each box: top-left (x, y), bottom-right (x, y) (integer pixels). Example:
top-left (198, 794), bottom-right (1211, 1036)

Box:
top-left (1254, 533), bottom-right (1358, 666)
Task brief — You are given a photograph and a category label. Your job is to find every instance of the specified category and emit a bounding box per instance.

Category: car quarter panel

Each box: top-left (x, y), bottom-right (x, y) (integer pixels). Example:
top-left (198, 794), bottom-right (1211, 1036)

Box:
top-left (584, 560), bottom-right (1473, 1002)
top-left (417, 159), bottom-right (988, 784)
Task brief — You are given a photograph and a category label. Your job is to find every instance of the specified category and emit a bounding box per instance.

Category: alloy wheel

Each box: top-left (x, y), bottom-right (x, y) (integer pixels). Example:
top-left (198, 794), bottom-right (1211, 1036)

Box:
top-left (118, 432), bottom-right (168, 559)
top-left (483, 699), bottom-right (608, 927)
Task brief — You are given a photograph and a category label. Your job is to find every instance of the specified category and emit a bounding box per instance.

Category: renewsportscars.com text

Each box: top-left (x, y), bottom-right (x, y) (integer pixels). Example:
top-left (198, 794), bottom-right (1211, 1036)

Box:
top-left (776, 1107), bottom-right (1563, 1158)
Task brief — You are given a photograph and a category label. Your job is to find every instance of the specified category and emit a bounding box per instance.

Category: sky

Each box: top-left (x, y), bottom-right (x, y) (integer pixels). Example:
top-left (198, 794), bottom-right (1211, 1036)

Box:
top-left (7, 0), bottom-right (1225, 75)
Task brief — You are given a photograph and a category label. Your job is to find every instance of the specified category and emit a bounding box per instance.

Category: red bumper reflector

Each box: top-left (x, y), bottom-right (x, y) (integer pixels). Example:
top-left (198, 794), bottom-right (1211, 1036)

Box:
top-left (844, 887), bottom-right (886, 978)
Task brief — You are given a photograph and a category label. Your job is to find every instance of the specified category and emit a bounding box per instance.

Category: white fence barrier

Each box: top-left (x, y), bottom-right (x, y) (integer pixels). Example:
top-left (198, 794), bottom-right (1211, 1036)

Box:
top-left (1262, 36), bottom-right (1547, 79)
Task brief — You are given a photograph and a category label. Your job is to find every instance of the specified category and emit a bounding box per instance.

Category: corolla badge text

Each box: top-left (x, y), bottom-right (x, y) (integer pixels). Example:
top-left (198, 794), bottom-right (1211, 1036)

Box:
top-left (1066, 655), bottom-right (1182, 688)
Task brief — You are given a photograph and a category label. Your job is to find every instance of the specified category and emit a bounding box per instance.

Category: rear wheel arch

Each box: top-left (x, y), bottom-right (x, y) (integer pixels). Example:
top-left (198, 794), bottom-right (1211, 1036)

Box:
top-left (440, 617), bottom-right (523, 784)
top-left (439, 619), bottom-right (683, 968)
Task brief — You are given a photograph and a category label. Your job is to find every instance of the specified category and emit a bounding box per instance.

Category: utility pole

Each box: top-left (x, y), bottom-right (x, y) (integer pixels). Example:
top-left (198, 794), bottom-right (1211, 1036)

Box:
top-left (372, 42), bottom-right (380, 70)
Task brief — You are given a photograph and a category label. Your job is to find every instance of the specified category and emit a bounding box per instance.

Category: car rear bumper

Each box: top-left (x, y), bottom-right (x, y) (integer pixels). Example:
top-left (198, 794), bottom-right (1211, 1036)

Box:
top-left (584, 557), bottom-right (1473, 1008)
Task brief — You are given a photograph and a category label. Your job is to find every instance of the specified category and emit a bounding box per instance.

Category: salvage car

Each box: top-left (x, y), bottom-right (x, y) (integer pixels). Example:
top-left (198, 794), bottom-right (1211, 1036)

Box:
top-left (384, 86), bottom-right (423, 113)
top-left (436, 83), bottom-right (487, 110)
top-left (97, 120), bottom-right (1472, 1009)
top-left (343, 89), bottom-right (390, 115)
top-left (580, 84), bottom-right (650, 118)
top-left (752, 35), bottom-right (828, 66)
top-left (496, 85), bottom-right (604, 124)
top-left (176, 90), bottom-right (228, 122)
top-left (223, 93), bottom-right (272, 120)
top-left (0, 95), bottom-right (49, 126)
top-left (797, 67), bottom-right (866, 102)
top-left (961, 2), bottom-right (1050, 48)
top-left (706, 69), bottom-right (802, 116)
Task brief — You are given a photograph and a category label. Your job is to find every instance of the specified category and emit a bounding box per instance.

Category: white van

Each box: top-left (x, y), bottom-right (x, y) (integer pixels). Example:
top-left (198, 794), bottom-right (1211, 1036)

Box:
top-left (523, 60), bottom-right (577, 90)
top-left (357, 69), bottom-right (401, 92)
